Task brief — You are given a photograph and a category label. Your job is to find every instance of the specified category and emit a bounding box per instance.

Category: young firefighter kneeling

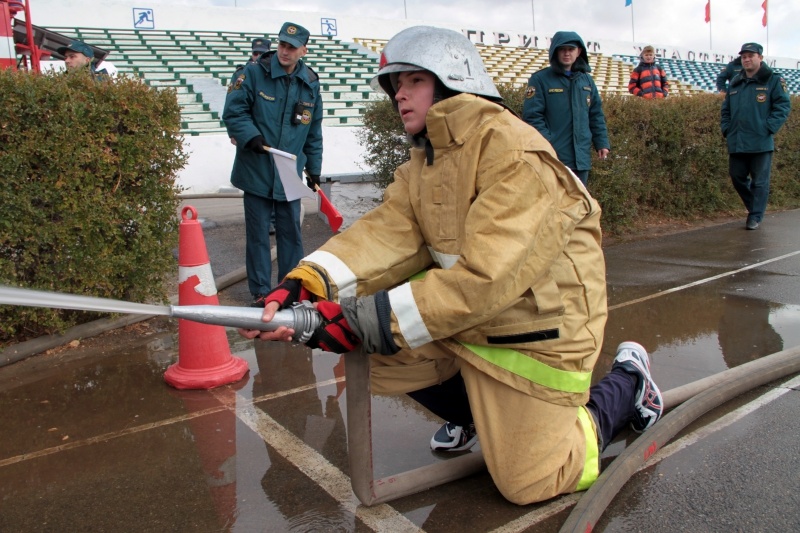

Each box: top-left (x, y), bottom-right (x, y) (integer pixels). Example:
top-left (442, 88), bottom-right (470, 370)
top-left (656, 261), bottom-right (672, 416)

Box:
top-left (239, 26), bottom-right (663, 504)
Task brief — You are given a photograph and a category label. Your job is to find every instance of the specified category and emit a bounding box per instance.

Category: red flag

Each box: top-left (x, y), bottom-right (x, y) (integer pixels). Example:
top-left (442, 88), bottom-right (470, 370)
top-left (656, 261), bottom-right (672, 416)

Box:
top-left (705, 0), bottom-right (711, 23)
top-left (315, 186), bottom-right (344, 232)
top-left (762, 0), bottom-right (768, 27)
top-left (264, 144), bottom-right (343, 233)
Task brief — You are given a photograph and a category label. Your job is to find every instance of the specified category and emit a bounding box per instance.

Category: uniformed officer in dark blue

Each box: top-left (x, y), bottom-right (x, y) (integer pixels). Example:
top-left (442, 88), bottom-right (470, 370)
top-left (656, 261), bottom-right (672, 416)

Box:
top-left (223, 23), bottom-right (323, 305)
top-left (250, 37), bottom-right (271, 57)
top-left (522, 31), bottom-right (610, 186)
top-left (230, 37), bottom-right (271, 84)
top-left (716, 57), bottom-right (742, 94)
top-left (721, 42), bottom-right (791, 230)
top-left (57, 39), bottom-right (113, 78)
top-left (228, 37), bottom-right (276, 235)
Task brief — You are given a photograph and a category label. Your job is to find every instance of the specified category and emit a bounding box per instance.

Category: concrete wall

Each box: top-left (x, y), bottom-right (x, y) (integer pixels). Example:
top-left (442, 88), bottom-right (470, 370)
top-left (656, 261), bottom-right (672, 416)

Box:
top-left (182, 127), bottom-right (367, 194)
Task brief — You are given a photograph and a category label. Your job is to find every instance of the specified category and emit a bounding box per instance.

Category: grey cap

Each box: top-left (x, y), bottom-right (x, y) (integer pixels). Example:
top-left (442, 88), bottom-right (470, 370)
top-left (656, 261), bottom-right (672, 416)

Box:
top-left (739, 42), bottom-right (763, 55)
top-left (251, 38), bottom-right (271, 53)
top-left (279, 22), bottom-right (310, 48)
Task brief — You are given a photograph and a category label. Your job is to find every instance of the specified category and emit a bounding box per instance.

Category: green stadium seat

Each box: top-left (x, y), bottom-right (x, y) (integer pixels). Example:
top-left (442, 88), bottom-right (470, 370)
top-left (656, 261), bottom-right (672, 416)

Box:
top-left (45, 27), bottom-right (799, 135)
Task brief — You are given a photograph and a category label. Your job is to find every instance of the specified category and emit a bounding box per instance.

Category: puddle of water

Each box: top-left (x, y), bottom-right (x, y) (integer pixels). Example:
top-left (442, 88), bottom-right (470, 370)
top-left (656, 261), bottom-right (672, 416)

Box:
top-left (603, 283), bottom-right (799, 391)
top-left (768, 304), bottom-right (800, 348)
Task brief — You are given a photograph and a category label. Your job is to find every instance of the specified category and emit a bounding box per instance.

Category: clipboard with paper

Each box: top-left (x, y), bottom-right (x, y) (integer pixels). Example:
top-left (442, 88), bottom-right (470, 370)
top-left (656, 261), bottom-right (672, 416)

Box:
top-left (266, 146), bottom-right (344, 232)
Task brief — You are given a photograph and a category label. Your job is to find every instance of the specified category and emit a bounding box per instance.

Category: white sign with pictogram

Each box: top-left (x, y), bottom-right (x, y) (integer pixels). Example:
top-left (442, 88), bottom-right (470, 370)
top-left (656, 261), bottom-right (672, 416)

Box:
top-left (321, 18), bottom-right (337, 37)
top-left (133, 8), bottom-right (155, 29)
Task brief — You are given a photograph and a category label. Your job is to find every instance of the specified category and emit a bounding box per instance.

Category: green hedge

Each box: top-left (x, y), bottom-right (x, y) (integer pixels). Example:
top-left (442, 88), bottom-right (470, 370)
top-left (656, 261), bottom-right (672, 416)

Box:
top-left (592, 93), bottom-right (800, 230)
top-left (358, 86), bottom-right (799, 233)
top-left (0, 69), bottom-right (187, 344)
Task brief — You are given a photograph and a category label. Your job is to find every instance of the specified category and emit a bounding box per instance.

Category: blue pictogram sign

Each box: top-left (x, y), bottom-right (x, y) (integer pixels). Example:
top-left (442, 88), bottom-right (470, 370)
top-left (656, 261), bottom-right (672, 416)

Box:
top-left (133, 8), bottom-right (155, 29)
top-left (321, 18), bottom-right (337, 37)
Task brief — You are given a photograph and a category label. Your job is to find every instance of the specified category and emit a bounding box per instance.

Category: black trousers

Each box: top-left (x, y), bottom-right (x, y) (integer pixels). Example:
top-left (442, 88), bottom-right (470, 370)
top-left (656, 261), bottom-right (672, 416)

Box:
top-left (408, 367), bottom-right (636, 451)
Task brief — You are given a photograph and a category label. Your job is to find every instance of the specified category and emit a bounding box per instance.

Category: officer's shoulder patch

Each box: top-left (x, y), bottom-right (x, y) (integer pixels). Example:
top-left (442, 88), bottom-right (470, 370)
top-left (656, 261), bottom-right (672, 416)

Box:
top-left (525, 86), bottom-right (536, 99)
top-left (228, 73), bottom-right (246, 93)
top-left (780, 77), bottom-right (788, 92)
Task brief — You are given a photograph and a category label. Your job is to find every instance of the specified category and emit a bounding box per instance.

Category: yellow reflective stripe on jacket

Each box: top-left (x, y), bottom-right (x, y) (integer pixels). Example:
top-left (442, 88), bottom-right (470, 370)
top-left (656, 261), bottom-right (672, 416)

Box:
top-left (459, 342), bottom-right (592, 393)
top-left (575, 406), bottom-right (600, 491)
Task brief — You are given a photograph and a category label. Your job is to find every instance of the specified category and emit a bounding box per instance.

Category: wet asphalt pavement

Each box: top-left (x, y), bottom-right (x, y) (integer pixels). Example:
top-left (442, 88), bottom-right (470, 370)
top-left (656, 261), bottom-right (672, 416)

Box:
top-left (1, 185), bottom-right (798, 532)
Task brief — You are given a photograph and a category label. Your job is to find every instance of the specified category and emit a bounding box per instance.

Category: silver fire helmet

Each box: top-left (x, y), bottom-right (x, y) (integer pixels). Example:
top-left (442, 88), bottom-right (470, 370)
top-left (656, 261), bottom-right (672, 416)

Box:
top-left (370, 26), bottom-right (501, 101)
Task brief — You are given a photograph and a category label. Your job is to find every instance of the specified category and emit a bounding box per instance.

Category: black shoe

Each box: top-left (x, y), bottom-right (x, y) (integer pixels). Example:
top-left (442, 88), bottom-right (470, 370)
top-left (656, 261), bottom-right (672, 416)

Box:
top-left (746, 218), bottom-right (759, 230)
top-left (250, 295), bottom-right (267, 308)
top-left (269, 226), bottom-right (276, 235)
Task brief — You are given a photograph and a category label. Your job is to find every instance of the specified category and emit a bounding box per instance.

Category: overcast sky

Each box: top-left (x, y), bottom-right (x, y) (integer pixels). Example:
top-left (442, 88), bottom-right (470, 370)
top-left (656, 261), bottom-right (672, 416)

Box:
top-left (215, 0), bottom-right (799, 59)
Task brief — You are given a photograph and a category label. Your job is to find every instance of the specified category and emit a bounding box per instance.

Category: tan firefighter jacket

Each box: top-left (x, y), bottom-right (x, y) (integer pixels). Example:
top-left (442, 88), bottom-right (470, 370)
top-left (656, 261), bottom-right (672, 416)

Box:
top-left (299, 93), bottom-right (608, 406)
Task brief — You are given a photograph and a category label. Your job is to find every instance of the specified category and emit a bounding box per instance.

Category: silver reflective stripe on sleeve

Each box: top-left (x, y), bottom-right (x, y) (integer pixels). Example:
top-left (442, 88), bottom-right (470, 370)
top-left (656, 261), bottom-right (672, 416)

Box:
top-left (388, 283), bottom-right (433, 349)
top-left (427, 246), bottom-right (459, 270)
top-left (304, 250), bottom-right (357, 299)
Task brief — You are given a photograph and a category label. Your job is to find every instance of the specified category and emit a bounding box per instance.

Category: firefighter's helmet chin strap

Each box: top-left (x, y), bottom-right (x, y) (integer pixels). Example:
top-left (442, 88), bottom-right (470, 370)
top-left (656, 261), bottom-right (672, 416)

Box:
top-left (424, 139), bottom-right (434, 166)
top-left (408, 128), bottom-right (434, 166)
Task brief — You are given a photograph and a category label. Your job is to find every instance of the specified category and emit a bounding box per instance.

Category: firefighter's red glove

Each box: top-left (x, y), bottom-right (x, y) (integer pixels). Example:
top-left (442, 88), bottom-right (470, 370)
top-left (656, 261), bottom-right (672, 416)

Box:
top-left (306, 301), bottom-right (362, 353)
top-left (258, 279), bottom-right (314, 309)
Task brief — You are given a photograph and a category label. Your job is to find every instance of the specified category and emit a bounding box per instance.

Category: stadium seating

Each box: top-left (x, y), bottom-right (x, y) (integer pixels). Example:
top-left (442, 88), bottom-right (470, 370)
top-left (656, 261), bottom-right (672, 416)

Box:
top-left (615, 54), bottom-right (800, 94)
top-left (45, 27), bottom-right (383, 134)
top-left (356, 38), bottom-right (700, 96)
top-left (41, 28), bottom-right (798, 135)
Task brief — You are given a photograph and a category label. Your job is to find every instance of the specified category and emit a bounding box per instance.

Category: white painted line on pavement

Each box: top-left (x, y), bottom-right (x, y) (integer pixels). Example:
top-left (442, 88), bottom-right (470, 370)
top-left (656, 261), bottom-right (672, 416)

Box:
top-left (487, 493), bottom-right (581, 533)
top-left (232, 399), bottom-right (424, 533)
top-left (609, 250), bottom-right (800, 311)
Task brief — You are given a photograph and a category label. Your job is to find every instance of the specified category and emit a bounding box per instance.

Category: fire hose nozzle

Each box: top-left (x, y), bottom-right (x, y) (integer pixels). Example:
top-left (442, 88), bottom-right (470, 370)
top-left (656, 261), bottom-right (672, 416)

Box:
top-left (169, 301), bottom-right (322, 343)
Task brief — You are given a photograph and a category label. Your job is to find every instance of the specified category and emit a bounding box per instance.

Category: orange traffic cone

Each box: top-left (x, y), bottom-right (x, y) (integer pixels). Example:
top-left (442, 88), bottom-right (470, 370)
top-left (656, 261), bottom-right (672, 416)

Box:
top-left (164, 205), bottom-right (249, 389)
